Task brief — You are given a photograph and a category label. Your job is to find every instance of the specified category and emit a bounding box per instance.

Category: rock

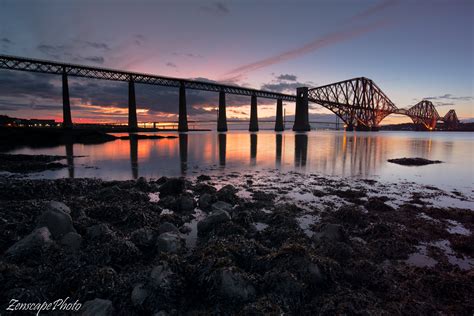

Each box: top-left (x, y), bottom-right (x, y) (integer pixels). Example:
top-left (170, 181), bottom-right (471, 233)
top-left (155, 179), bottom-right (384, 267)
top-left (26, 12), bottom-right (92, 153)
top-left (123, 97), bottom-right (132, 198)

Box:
top-left (131, 283), bottom-right (149, 307)
top-left (80, 298), bottom-right (114, 316)
top-left (194, 183), bottom-right (217, 195)
top-left (197, 174), bottom-right (211, 181)
top-left (216, 184), bottom-right (238, 204)
top-left (131, 228), bottom-right (156, 248)
top-left (216, 268), bottom-right (256, 302)
top-left (36, 207), bottom-right (76, 239)
top-left (45, 201), bottom-right (71, 214)
top-left (211, 201), bottom-right (233, 213)
top-left (150, 263), bottom-right (174, 288)
top-left (365, 197), bottom-right (395, 213)
top-left (387, 157), bottom-right (442, 166)
top-left (5, 227), bottom-right (53, 259)
top-left (313, 224), bottom-right (346, 242)
top-left (159, 178), bottom-right (185, 197)
top-left (198, 193), bottom-right (216, 211)
top-left (156, 232), bottom-right (182, 254)
top-left (86, 223), bottom-right (114, 240)
top-left (197, 209), bottom-right (231, 235)
top-left (159, 196), bottom-right (177, 211)
top-left (176, 195), bottom-right (195, 213)
top-left (60, 232), bottom-right (82, 251)
top-left (158, 222), bottom-right (179, 235)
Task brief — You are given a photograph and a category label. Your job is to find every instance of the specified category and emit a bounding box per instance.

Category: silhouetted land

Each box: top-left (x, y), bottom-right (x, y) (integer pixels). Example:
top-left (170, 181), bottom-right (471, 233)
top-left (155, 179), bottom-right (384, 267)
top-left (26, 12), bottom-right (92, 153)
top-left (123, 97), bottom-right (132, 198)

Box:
top-left (380, 122), bottom-right (474, 131)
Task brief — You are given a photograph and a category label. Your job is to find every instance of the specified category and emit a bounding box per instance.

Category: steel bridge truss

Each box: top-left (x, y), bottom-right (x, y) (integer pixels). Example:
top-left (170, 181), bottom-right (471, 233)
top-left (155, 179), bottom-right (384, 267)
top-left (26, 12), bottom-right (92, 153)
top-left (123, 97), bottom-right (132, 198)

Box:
top-left (308, 77), bottom-right (397, 128)
top-left (0, 55), bottom-right (296, 101)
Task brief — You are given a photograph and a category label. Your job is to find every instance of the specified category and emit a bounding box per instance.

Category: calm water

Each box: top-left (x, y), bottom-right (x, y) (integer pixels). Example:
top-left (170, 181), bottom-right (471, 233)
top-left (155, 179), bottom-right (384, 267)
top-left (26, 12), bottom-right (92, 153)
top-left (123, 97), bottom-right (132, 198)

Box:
top-left (5, 131), bottom-right (474, 194)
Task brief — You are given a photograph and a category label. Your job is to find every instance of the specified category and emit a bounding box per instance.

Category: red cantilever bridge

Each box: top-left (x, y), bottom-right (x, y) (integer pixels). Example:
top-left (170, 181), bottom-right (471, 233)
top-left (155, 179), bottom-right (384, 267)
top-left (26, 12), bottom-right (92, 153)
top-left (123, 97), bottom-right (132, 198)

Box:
top-left (0, 55), bottom-right (459, 131)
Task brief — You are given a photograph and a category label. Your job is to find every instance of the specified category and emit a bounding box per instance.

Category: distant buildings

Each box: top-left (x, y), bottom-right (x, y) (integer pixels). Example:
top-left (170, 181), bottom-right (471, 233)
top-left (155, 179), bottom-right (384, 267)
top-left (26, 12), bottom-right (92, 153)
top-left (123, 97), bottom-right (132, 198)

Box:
top-left (0, 115), bottom-right (59, 127)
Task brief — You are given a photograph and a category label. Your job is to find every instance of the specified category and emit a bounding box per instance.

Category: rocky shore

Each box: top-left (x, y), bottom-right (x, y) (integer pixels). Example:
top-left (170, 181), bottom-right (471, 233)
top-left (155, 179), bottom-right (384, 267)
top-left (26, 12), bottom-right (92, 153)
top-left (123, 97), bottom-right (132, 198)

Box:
top-left (0, 173), bottom-right (473, 315)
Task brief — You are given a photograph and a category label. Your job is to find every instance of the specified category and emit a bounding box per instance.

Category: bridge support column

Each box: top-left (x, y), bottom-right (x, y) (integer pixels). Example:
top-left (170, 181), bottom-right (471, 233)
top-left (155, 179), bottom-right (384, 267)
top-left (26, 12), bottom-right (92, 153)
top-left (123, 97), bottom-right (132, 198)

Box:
top-left (178, 82), bottom-right (188, 132)
top-left (275, 99), bottom-right (284, 131)
top-left (62, 71), bottom-right (73, 129)
top-left (249, 95), bottom-right (259, 132)
top-left (292, 87), bottom-right (310, 132)
top-left (128, 80), bottom-right (138, 132)
top-left (217, 91), bottom-right (228, 132)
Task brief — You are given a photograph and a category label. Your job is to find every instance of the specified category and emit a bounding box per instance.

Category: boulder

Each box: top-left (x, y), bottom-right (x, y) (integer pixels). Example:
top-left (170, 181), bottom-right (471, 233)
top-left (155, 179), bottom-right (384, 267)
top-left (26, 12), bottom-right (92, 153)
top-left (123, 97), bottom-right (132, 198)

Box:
top-left (197, 209), bottom-right (231, 235)
top-left (131, 228), bottom-right (156, 248)
top-left (150, 263), bottom-right (174, 288)
top-left (158, 222), bottom-right (179, 235)
top-left (45, 201), bottom-right (71, 214)
top-left (216, 268), bottom-right (256, 302)
top-left (211, 201), bottom-right (233, 213)
top-left (80, 298), bottom-right (114, 316)
top-left (131, 283), bottom-right (150, 307)
top-left (159, 178), bottom-right (185, 197)
top-left (86, 223), bottom-right (114, 240)
top-left (36, 207), bottom-right (76, 239)
top-left (216, 184), bottom-right (238, 204)
top-left (156, 232), bottom-right (182, 254)
top-left (60, 232), bottom-right (82, 251)
top-left (5, 227), bottom-right (52, 259)
top-left (313, 224), bottom-right (346, 242)
top-left (176, 195), bottom-right (195, 213)
top-left (196, 174), bottom-right (211, 181)
top-left (198, 193), bottom-right (215, 211)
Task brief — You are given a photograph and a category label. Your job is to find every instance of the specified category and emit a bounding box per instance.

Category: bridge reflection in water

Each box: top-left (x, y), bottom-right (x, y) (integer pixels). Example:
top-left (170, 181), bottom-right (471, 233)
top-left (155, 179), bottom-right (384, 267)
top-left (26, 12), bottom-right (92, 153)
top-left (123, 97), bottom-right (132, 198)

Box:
top-left (53, 131), bottom-right (459, 180)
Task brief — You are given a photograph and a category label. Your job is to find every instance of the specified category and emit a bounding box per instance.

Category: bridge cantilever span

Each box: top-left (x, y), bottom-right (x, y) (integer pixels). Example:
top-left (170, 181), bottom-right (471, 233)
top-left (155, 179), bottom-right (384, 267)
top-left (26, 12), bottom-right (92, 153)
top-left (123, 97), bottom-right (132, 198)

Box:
top-left (0, 54), bottom-right (296, 131)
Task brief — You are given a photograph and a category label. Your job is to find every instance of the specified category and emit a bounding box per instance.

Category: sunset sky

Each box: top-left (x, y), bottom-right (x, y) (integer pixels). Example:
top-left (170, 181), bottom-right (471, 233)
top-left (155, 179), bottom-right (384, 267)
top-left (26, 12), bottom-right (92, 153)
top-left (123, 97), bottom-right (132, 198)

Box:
top-left (0, 0), bottom-right (472, 126)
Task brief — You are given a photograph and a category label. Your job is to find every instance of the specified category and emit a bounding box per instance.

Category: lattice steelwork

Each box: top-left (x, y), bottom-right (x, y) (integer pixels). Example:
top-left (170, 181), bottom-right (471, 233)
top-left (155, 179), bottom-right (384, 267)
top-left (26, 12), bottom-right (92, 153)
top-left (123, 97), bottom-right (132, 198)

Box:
top-left (442, 109), bottom-right (460, 130)
top-left (406, 100), bottom-right (440, 130)
top-left (308, 77), bottom-right (397, 128)
top-left (0, 55), bottom-right (296, 101)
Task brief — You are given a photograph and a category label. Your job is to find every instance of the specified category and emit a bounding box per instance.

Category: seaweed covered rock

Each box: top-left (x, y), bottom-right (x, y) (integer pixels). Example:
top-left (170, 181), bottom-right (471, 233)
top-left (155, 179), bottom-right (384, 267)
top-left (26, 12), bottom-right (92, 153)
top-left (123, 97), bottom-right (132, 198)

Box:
top-left (214, 267), bottom-right (256, 302)
top-left (81, 298), bottom-right (114, 316)
top-left (159, 178), bottom-right (185, 197)
top-left (156, 232), bottom-right (183, 254)
top-left (36, 206), bottom-right (76, 239)
top-left (5, 227), bottom-right (53, 260)
top-left (197, 210), bottom-right (231, 235)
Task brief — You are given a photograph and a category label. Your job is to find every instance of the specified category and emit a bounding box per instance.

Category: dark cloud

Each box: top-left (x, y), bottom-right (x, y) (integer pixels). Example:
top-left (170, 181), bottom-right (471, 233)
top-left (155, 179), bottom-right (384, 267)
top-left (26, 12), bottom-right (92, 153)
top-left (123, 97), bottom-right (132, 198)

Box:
top-left (433, 102), bottom-right (455, 107)
top-left (83, 41), bottom-right (110, 51)
top-left (276, 74), bottom-right (297, 81)
top-left (37, 43), bottom-right (106, 64)
top-left (425, 94), bottom-right (473, 101)
top-left (166, 62), bottom-right (177, 68)
top-left (0, 69), bottom-right (277, 121)
top-left (1, 38), bottom-right (12, 44)
top-left (200, 2), bottom-right (230, 15)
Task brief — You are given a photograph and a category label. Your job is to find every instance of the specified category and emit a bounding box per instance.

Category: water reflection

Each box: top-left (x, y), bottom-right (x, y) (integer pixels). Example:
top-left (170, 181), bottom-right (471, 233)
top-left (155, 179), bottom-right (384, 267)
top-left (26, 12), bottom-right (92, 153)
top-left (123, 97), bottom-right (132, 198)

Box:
top-left (275, 134), bottom-right (282, 166)
top-left (130, 136), bottom-right (138, 179)
top-left (294, 134), bottom-right (308, 168)
top-left (218, 133), bottom-right (226, 167)
top-left (13, 131), bottom-right (467, 190)
top-left (250, 134), bottom-right (257, 166)
top-left (65, 142), bottom-right (74, 179)
top-left (179, 133), bottom-right (188, 175)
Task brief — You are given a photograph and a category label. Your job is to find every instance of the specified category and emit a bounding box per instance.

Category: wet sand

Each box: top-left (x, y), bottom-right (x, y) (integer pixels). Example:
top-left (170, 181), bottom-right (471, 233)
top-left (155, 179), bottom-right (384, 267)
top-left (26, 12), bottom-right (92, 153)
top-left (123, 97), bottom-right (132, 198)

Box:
top-left (0, 168), bottom-right (473, 314)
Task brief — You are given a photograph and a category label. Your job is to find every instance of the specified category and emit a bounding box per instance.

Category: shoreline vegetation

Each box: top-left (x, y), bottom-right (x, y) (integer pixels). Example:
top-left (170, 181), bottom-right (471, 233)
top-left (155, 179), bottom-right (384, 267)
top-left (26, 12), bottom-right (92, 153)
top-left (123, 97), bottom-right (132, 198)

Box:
top-left (0, 155), bottom-right (473, 314)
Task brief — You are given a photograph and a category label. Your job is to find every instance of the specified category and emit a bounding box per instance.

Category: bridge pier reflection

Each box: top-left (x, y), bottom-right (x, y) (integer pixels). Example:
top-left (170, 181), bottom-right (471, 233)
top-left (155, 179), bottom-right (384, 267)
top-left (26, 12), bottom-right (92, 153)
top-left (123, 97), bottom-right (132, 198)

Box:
top-left (179, 133), bottom-right (188, 175)
top-left (128, 79), bottom-right (138, 132)
top-left (294, 133), bottom-right (308, 167)
top-left (178, 82), bottom-right (188, 132)
top-left (65, 142), bottom-right (74, 178)
top-left (275, 133), bottom-right (282, 166)
top-left (250, 133), bottom-right (257, 165)
top-left (218, 133), bottom-right (226, 166)
top-left (275, 99), bottom-right (284, 131)
top-left (129, 135), bottom-right (138, 179)
top-left (62, 70), bottom-right (73, 129)
top-left (249, 95), bottom-right (259, 132)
